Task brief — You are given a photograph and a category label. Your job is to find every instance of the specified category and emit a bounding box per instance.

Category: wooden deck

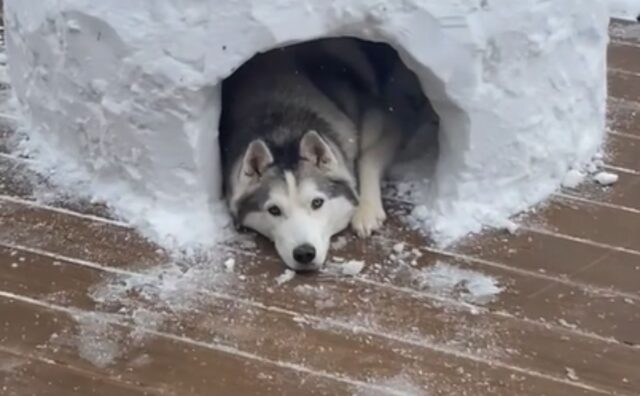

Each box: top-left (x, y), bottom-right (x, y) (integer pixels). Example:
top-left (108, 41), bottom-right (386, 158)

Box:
top-left (1, 20), bottom-right (640, 396)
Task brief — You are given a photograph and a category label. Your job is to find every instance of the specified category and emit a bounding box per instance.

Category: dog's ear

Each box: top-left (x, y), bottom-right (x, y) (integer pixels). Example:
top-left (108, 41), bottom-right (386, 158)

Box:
top-left (300, 130), bottom-right (339, 171)
top-left (239, 139), bottom-right (273, 184)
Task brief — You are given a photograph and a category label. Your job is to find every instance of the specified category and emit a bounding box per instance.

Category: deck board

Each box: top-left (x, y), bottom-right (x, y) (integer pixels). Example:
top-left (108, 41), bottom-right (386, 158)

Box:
top-left (1, 244), bottom-right (629, 395)
top-left (0, 349), bottom-right (155, 396)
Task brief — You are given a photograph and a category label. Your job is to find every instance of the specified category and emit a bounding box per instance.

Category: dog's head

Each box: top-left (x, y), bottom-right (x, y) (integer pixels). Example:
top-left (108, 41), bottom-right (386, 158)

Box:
top-left (228, 130), bottom-right (358, 271)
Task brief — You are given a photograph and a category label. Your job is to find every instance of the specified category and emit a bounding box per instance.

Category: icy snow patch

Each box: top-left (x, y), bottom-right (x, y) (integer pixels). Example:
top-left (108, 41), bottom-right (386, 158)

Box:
top-left (81, 251), bottom-right (239, 363)
top-left (416, 262), bottom-right (504, 305)
top-left (383, 244), bottom-right (504, 305)
top-left (74, 313), bottom-right (121, 368)
top-left (0, 356), bottom-right (27, 373)
top-left (91, 254), bottom-right (236, 314)
top-left (353, 375), bottom-right (427, 396)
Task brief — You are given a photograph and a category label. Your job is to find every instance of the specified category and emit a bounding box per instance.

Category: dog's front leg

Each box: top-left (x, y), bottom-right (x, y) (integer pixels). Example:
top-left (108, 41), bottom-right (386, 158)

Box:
top-left (351, 150), bottom-right (387, 237)
top-left (351, 108), bottom-right (401, 238)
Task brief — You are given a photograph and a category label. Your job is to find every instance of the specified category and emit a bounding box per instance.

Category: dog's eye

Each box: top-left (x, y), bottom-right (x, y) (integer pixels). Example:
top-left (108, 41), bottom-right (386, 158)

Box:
top-left (311, 198), bottom-right (324, 210)
top-left (267, 205), bottom-right (282, 217)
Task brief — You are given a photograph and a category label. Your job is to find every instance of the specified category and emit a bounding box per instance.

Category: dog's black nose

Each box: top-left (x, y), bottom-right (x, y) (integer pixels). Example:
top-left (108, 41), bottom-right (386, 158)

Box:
top-left (293, 244), bottom-right (316, 264)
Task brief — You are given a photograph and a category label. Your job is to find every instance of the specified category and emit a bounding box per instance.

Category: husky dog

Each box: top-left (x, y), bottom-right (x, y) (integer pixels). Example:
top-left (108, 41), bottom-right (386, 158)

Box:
top-left (219, 38), bottom-right (420, 271)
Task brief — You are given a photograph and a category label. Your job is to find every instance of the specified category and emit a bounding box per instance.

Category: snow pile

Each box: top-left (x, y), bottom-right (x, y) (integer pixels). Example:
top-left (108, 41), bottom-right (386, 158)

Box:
top-left (4, 0), bottom-right (609, 249)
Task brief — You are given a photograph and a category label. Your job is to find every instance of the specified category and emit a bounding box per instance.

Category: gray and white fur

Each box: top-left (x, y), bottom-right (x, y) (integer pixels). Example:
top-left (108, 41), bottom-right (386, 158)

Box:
top-left (219, 38), bottom-right (420, 271)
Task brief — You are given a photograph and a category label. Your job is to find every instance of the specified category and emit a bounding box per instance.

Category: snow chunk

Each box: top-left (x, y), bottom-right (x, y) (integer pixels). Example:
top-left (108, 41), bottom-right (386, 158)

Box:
top-left (503, 220), bottom-right (519, 235)
top-left (565, 367), bottom-right (579, 381)
top-left (562, 169), bottom-right (586, 189)
top-left (593, 171), bottom-right (619, 186)
top-left (392, 242), bottom-right (405, 254)
top-left (224, 257), bottom-right (236, 272)
top-left (331, 235), bottom-right (348, 250)
top-left (412, 205), bottom-right (430, 221)
top-left (341, 260), bottom-right (365, 276)
top-left (323, 259), bottom-right (366, 276)
top-left (275, 269), bottom-right (296, 285)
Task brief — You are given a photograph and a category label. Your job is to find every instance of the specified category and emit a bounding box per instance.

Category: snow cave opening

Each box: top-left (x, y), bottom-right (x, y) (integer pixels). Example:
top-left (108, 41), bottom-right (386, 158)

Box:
top-left (217, 37), bottom-right (442, 206)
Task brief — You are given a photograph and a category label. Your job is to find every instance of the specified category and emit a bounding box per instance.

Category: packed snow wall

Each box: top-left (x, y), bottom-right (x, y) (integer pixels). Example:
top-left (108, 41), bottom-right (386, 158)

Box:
top-left (4, 0), bottom-right (609, 247)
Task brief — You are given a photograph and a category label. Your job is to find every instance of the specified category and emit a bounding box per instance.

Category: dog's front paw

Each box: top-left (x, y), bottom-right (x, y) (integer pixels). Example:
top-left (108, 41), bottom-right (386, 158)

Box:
top-left (351, 200), bottom-right (386, 238)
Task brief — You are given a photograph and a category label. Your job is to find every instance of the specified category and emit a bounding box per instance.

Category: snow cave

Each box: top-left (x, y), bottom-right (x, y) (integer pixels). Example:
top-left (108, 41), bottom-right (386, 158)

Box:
top-left (4, 0), bottom-right (610, 248)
